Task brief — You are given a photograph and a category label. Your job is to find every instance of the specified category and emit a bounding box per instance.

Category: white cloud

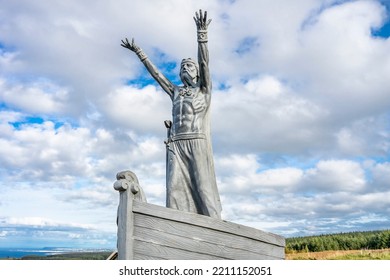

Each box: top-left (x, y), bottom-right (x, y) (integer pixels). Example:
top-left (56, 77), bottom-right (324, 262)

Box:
top-left (355, 191), bottom-right (390, 210)
top-left (0, 121), bottom-right (92, 180)
top-left (215, 153), bottom-right (259, 176)
top-left (0, 215), bottom-right (116, 248)
top-left (212, 75), bottom-right (328, 154)
top-left (371, 162), bottom-right (390, 191)
top-left (216, 154), bottom-right (303, 194)
top-left (336, 115), bottom-right (390, 157)
top-left (102, 85), bottom-right (171, 135)
top-left (4, 216), bottom-right (92, 229)
top-left (301, 160), bottom-right (366, 192)
top-left (295, 0), bottom-right (390, 116)
top-left (1, 0), bottom-right (390, 247)
top-left (0, 79), bottom-right (69, 114)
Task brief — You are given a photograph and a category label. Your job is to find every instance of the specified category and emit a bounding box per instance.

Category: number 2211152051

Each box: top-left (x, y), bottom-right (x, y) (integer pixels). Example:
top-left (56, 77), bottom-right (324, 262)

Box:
top-left (212, 266), bottom-right (272, 276)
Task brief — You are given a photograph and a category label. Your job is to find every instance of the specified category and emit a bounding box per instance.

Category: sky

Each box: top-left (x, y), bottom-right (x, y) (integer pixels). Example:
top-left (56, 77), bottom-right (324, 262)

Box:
top-left (0, 0), bottom-right (390, 249)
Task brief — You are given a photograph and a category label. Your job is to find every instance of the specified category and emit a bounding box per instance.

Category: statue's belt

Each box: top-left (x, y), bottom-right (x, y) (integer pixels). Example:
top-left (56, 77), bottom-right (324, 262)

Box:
top-left (168, 133), bottom-right (206, 143)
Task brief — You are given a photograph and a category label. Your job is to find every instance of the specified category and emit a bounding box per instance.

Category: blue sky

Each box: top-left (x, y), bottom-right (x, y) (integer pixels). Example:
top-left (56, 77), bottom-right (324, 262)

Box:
top-left (1, 0), bottom-right (390, 249)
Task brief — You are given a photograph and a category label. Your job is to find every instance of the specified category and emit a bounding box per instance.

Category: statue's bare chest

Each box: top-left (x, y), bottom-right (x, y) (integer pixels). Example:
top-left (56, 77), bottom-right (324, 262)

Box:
top-left (171, 87), bottom-right (208, 134)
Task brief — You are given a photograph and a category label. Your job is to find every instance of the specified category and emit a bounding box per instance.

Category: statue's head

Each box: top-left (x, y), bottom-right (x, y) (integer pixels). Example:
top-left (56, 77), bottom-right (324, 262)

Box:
top-left (180, 58), bottom-right (199, 86)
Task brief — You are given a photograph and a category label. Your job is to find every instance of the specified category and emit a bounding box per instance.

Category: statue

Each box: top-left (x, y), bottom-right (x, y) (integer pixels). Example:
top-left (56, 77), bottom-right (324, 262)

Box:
top-left (121, 10), bottom-right (222, 218)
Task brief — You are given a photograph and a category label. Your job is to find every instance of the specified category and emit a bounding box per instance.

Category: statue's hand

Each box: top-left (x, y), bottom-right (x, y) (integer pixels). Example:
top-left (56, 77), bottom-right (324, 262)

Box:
top-left (120, 38), bottom-right (141, 53)
top-left (194, 9), bottom-right (211, 31)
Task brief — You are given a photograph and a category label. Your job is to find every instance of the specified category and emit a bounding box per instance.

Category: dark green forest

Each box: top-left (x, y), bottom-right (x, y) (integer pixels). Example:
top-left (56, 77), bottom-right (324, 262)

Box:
top-left (286, 229), bottom-right (390, 253)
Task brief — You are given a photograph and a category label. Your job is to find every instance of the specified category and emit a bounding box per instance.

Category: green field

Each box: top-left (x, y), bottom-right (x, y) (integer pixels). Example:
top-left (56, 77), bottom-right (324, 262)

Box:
top-left (286, 249), bottom-right (390, 260)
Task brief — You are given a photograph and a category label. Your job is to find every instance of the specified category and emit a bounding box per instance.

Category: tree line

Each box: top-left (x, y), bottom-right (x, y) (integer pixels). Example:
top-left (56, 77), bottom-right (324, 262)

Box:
top-left (286, 230), bottom-right (390, 253)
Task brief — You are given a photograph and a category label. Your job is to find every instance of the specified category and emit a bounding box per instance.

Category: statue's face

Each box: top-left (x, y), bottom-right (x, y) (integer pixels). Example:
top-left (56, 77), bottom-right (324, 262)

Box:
top-left (180, 61), bottom-right (198, 81)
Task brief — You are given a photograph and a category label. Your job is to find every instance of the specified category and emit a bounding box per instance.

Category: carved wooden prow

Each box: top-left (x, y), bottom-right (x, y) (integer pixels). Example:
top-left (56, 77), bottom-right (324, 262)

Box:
top-left (113, 170), bottom-right (146, 260)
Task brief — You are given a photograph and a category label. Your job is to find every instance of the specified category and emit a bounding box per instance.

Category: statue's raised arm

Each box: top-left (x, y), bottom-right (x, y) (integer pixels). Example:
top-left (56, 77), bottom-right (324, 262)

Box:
top-left (194, 10), bottom-right (212, 92)
top-left (121, 38), bottom-right (175, 99)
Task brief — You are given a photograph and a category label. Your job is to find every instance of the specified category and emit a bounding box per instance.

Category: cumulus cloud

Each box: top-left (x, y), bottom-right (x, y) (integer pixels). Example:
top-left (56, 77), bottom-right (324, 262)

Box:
top-left (296, 1), bottom-right (390, 115)
top-left (217, 156), bottom-right (390, 235)
top-left (0, 216), bottom-right (115, 248)
top-left (1, 0), bottom-right (390, 247)
top-left (216, 153), bottom-right (303, 195)
top-left (102, 84), bottom-right (171, 135)
top-left (0, 121), bottom-right (92, 181)
top-left (300, 160), bottom-right (367, 192)
top-left (212, 75), bottom-right (328, 154)
top-left (335, 115), bottom-right (390, 157)
top-left (371, 162), bottom-right (390, 191)
top-left (0, 78), bottom-right (69, 115)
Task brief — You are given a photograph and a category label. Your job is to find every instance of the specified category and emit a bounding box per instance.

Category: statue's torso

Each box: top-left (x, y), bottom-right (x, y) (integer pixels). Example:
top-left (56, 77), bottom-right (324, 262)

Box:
top-left (171, 86), bottom-right (209, 136)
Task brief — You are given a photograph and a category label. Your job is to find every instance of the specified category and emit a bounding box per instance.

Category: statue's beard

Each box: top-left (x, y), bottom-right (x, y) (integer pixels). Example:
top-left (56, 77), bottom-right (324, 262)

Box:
top-left (181, 71), bottom-right (197, 87)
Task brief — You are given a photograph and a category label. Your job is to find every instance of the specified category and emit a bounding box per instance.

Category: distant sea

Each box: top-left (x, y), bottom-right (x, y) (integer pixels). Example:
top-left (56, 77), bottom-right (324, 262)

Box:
top-left (0, 247), bottom-right (111, 259)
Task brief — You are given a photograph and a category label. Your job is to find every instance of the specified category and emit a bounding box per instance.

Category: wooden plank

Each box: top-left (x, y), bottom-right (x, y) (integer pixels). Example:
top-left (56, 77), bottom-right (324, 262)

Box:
top-left (134, 213), bottom-right (284, 259)
top-left (134, 252), bottom-right (167, 260)
top-left (133, 200), bottom-right (285, 247)
top-left (133, 240), bottom-right (228, 260)
top-left (116, 189), bottom-right (134, 260)
top-left (133, 225), bottom-right (282, 260)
